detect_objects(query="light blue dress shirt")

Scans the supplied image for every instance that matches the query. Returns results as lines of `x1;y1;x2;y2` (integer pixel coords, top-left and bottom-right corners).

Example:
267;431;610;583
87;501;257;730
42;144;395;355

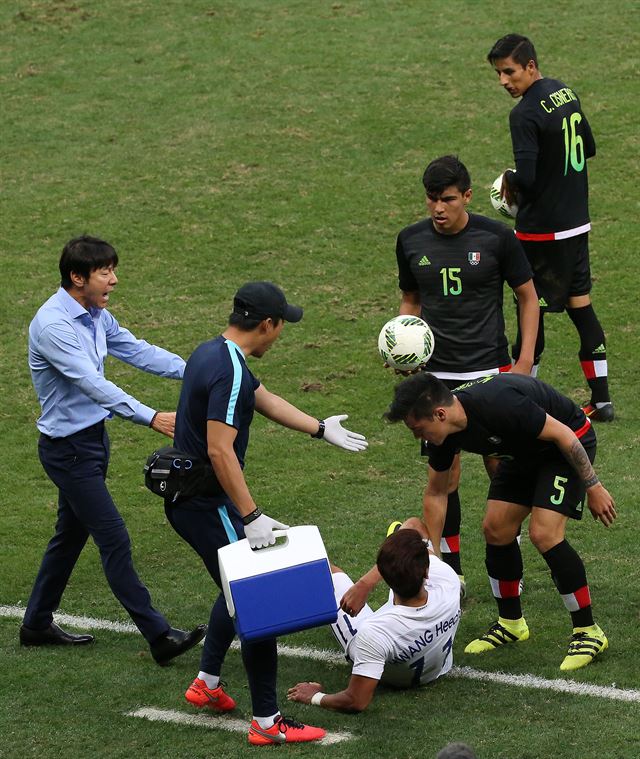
29;287;186;438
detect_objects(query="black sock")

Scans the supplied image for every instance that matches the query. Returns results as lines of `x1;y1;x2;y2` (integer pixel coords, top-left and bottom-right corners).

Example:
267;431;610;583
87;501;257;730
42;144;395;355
441;490;462;575
485;541;523;620
542;540;594;628
567;304;610;405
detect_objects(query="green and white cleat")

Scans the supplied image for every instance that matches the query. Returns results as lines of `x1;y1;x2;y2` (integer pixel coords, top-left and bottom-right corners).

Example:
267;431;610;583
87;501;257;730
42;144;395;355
465;617;529;654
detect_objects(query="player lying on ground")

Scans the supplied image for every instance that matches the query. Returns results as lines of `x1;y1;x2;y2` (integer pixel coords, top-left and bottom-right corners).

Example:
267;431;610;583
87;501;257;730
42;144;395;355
287;520;461;713
385;372;615;671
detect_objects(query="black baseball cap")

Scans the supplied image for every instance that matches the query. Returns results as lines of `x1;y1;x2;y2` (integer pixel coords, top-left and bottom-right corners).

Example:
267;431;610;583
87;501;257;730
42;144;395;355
233;281;303;323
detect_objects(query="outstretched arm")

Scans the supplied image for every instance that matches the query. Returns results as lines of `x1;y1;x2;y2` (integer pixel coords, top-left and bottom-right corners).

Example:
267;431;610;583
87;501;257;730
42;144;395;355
538;415;616;526
255;385;367;452
287;675;378;714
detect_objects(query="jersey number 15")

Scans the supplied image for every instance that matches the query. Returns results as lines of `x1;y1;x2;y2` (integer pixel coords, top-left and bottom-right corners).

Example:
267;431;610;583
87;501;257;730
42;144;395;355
440;268;462;296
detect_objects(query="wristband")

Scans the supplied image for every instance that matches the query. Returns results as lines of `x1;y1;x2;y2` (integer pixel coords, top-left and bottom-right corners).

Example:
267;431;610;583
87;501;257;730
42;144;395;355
310;419;325;439
242;508;263;525
310;692;326;706
149;412;158;428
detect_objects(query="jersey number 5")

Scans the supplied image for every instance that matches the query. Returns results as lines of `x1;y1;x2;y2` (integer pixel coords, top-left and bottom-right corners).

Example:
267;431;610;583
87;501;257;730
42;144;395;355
562;113;585;175
550;475;569;505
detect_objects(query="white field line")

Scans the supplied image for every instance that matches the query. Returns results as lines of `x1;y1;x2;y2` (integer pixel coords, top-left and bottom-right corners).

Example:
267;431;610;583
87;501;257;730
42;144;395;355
1;604;347;662
5;604;640;704
450;666;640;704
126;707;353;745
2;605;139;634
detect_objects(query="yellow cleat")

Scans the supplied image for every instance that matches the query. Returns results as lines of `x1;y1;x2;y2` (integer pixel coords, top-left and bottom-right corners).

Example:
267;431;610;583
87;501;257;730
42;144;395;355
386;521;403;537
560;624;608;671
465;617;529;654
458;575;467;601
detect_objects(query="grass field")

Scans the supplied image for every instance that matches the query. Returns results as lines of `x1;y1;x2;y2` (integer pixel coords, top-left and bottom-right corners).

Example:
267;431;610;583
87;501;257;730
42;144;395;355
1;1;639;757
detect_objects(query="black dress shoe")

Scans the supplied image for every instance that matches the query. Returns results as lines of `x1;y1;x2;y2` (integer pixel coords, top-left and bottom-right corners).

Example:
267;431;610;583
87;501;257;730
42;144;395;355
20;622;95;646
150;624;207;666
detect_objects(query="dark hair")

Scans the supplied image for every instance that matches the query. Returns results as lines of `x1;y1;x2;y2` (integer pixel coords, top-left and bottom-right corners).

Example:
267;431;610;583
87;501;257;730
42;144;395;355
487;34;538;68
228;312;283;331
385;372;455;423
436;742;478;759
422;155;471;197
59;236;118;290
376;529;430;599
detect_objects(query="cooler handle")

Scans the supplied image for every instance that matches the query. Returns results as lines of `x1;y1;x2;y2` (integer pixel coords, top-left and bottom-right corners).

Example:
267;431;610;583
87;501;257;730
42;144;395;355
250;530;290;552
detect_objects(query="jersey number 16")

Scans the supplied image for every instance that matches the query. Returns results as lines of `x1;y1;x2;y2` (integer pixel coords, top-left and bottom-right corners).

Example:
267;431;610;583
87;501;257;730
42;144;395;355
562;113;585;176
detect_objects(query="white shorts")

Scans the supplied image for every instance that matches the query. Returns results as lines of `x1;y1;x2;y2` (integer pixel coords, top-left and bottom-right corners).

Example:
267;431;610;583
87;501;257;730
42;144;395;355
330;571;376;661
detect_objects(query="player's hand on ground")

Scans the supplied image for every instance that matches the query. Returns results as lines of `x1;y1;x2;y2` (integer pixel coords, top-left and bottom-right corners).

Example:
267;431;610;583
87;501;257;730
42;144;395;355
150;411;177;437
323;415;368;452
287;681;323;705
244;513;289;549
340;581;372;616
586;483;616;527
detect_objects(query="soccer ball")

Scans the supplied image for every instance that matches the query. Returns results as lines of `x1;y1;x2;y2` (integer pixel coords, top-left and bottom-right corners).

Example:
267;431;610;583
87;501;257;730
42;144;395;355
490;172;518;219
378;315;435;371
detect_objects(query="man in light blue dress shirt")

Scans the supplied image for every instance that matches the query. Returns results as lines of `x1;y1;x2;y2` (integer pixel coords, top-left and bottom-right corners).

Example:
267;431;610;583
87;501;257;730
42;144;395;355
21;236;206;665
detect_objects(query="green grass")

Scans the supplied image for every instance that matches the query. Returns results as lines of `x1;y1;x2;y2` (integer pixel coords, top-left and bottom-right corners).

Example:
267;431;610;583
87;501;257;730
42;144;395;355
1;1;639;757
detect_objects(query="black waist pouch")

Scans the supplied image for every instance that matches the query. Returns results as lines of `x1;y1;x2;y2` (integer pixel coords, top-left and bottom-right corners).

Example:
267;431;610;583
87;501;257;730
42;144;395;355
144;446;223;503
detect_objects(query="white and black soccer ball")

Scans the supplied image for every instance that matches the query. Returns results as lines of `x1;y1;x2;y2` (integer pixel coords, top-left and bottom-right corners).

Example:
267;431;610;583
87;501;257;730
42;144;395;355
490;172;518;219
378;315;435;371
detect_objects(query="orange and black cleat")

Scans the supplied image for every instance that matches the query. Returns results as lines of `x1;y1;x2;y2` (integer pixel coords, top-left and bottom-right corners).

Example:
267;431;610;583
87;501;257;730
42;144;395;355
185;678;236;712
248;715;326;745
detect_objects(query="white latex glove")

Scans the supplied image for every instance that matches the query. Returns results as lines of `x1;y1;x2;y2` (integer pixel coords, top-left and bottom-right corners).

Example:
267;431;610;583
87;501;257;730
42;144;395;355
323;415;368;452
244;513;289;549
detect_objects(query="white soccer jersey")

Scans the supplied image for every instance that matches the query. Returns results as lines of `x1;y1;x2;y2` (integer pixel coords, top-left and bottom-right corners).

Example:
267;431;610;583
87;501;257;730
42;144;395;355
331;555;461;688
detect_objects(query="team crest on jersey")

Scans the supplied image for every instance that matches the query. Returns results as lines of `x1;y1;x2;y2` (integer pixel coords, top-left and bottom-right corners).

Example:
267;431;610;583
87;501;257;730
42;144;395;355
468;251;481;265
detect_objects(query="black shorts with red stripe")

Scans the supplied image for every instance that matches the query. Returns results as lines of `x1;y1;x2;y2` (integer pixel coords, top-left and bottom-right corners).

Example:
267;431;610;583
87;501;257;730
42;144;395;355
488;423;595;520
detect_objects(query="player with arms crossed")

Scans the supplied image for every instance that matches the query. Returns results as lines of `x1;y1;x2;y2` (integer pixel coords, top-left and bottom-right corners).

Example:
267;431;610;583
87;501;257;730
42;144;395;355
386;372;615;671
287;521;460;712
488;34;613;422
394;155;539;587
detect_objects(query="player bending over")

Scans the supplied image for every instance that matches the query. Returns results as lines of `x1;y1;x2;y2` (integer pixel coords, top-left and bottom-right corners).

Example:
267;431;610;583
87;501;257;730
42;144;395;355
386;372;615;671
287;520;461;712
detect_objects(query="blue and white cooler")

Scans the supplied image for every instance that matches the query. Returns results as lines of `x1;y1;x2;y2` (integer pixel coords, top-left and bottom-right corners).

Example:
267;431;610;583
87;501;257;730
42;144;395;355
218;525;338;643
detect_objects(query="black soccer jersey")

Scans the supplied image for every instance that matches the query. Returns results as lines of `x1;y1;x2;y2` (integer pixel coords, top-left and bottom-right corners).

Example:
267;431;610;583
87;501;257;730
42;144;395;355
396;213;532;374
509;78;596;238
174;335;261;507
426;374;594;472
